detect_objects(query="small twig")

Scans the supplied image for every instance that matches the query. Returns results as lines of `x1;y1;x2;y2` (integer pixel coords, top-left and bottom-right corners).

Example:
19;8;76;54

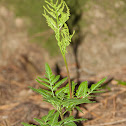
3;120;8;126
86;118;126;126
113;96;116;117
81;107;99;118
0;103;19;111
103;98;107;108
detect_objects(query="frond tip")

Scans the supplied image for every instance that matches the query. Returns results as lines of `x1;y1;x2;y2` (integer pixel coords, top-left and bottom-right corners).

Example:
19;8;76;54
43;0;74;56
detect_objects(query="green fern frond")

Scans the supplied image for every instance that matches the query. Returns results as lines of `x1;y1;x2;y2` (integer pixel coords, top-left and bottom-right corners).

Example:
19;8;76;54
43;0;74;56
59;116;86;126
42;109;55;123
25;110;57;126
76;78;106;99
38;77;50;84
75;106;84;114
36;78;51;89
60;23;75;55
34;118;44;125
52;75;60;83
84;78;106;98
48;111;59;125
91;90;105;93
62;98;93;109
91;78;106;91
71;81;77;94
55;86;67;97
53;77;67;91
31;64;67;98
76;81;88;98
29;87;51;98
45;96;61;107
45;63;53;79
57;81;77;99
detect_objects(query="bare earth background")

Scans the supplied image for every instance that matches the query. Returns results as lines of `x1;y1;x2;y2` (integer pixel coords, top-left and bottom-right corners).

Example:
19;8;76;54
0;0;126;126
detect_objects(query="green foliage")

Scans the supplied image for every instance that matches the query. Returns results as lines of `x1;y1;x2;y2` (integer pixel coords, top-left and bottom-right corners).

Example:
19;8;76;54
2;0;88;56
116;80;126;86
22;0;106;125
43;0;75;56
22;63;106;126
22;110;86;126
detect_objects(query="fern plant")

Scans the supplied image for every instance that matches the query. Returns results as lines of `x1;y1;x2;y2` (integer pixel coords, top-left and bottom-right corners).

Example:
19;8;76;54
22;0;106;125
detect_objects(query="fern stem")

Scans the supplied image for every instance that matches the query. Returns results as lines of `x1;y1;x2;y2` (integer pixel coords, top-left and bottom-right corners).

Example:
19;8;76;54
63;55;73;116
55;0;72;100
60;112;64;121
63;55;72;99
59;107;64;121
